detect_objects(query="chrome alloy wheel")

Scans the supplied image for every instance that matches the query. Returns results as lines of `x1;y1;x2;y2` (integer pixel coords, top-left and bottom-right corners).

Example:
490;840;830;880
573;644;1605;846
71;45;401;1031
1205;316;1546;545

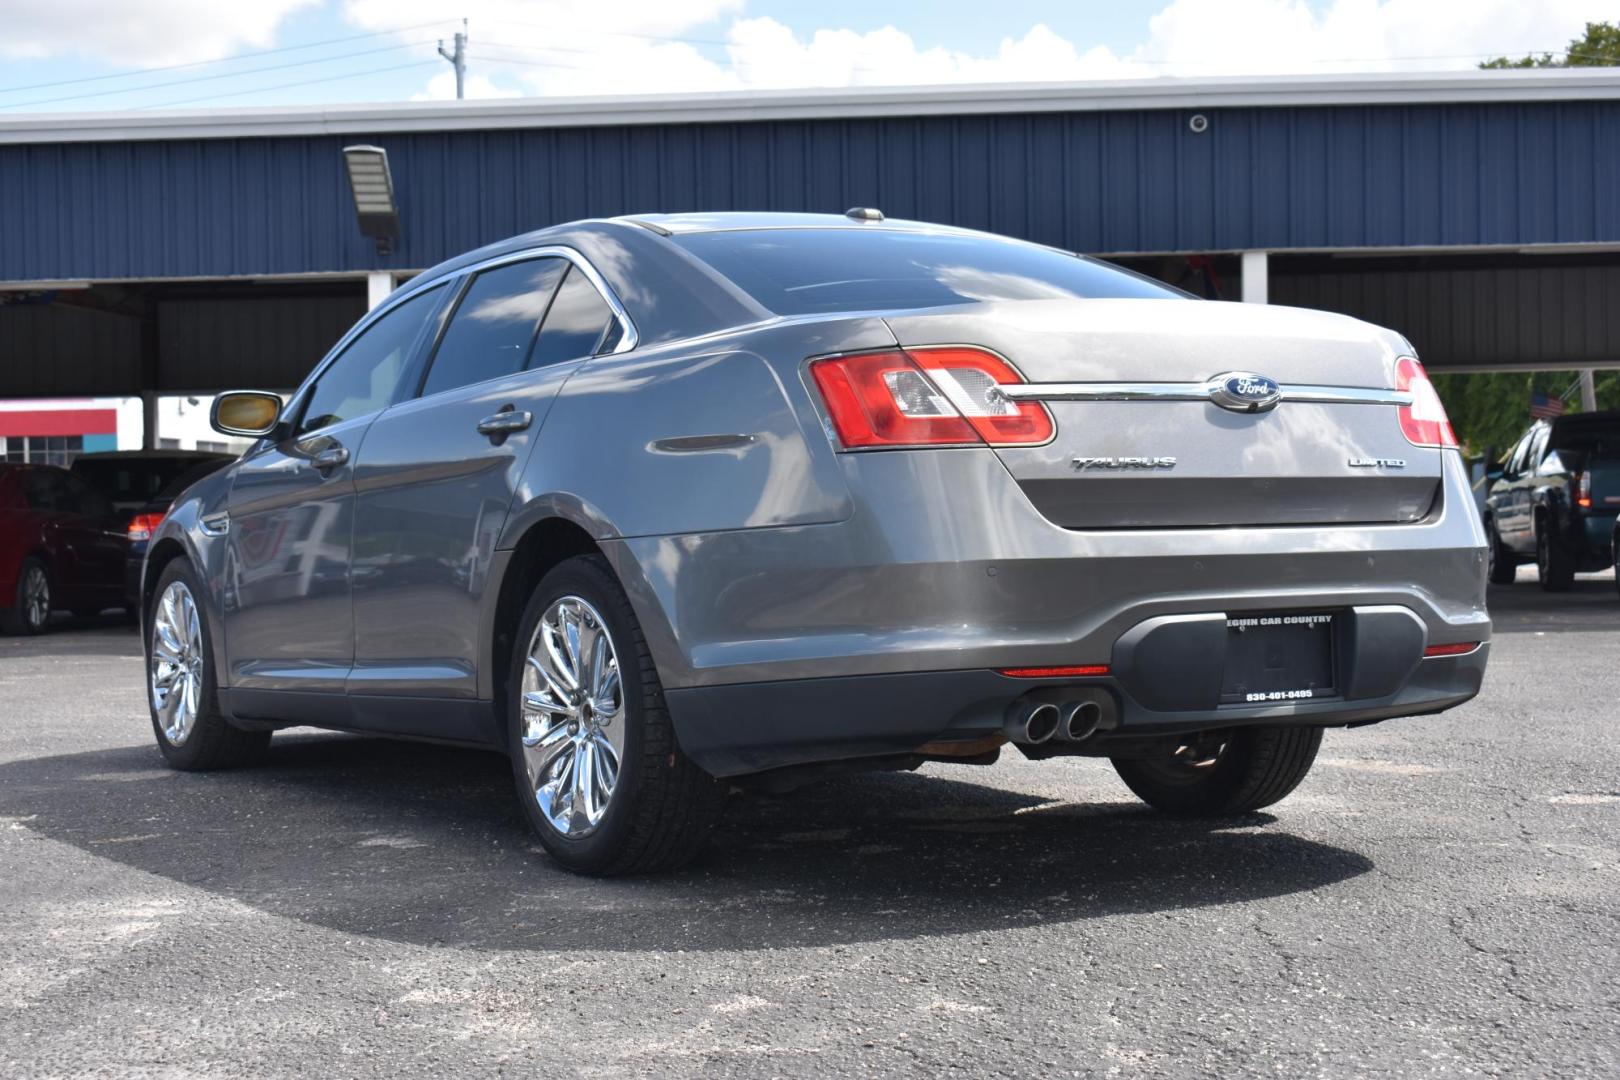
22;564;49;630
150;581;204;746
519;596;625;838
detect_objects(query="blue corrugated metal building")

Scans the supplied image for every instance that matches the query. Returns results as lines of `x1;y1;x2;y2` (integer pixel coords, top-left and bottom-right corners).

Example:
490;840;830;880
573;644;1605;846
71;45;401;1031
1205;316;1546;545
1;69;1618;407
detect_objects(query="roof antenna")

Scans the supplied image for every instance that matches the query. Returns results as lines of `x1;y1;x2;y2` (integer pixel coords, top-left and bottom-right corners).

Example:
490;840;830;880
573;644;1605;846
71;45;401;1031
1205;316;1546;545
844;207;884;222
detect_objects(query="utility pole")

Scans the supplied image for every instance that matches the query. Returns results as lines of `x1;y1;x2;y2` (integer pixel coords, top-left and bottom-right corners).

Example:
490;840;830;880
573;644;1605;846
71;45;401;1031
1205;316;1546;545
438;18;467;99
1578;369;1598;412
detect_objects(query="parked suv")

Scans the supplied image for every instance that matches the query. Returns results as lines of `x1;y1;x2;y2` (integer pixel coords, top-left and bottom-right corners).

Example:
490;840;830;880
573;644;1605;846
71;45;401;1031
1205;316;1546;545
140;213;1490;874
1484;410;1620;591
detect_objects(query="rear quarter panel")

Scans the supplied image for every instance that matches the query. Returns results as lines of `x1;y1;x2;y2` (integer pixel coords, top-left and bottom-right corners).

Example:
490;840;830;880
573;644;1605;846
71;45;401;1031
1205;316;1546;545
503;316;896;543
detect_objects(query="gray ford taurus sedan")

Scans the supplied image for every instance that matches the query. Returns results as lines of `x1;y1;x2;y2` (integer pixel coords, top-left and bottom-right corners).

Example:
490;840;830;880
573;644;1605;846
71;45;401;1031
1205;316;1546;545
141;211;1490;873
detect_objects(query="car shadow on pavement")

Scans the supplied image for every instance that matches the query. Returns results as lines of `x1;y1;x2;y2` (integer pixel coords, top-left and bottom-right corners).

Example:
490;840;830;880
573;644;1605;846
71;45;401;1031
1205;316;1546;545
0;734;1372;952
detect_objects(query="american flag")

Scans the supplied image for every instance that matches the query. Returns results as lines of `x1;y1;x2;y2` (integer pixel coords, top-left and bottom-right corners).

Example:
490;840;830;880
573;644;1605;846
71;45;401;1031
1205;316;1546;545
1530;391;1566;420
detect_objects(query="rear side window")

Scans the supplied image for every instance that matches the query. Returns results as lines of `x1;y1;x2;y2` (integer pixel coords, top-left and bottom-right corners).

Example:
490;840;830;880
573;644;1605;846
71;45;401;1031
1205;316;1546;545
528;267;618;369
672;228;1180;315
24;469;69;512
299;284;445;436
420;258;569;398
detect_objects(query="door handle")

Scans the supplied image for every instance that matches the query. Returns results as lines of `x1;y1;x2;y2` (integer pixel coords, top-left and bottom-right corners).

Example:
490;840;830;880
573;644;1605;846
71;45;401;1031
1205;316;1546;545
476;409;533;438
313;446;349;471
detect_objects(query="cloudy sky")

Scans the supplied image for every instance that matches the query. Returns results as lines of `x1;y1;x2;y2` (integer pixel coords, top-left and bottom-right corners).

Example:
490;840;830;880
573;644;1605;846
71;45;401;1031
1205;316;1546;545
0;0;1610;113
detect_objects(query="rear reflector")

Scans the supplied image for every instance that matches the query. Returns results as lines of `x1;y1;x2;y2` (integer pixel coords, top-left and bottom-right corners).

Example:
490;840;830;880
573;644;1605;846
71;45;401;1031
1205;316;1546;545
999;664;1111;678
1423;641;1481;658
809;347;1052;450
1394;357;1458;450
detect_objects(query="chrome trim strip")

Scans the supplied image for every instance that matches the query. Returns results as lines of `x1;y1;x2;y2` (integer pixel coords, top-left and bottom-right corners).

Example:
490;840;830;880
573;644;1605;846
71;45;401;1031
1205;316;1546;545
996;381;1412;407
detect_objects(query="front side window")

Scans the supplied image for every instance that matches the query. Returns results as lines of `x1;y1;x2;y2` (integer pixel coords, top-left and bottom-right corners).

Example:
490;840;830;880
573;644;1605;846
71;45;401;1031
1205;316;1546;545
420;258;568;398
298;285;445;436
528;266;617;369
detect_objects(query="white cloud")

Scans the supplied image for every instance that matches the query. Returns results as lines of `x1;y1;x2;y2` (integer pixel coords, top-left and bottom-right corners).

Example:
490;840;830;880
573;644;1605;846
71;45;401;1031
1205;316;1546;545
1133;0;1613;75
360;0;1612;102
412;70;523;101
0;0;320;66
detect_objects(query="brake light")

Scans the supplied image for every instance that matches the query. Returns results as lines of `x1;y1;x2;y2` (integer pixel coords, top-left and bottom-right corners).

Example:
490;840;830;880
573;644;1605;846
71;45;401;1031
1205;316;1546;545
1394;357;1457;449
127;512;165;542
809;347;1053;450
1575;471;1592;508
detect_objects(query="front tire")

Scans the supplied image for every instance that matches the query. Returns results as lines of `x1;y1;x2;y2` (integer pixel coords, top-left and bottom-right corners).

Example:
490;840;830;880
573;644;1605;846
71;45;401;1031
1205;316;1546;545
508;555;725;875
2;557;52;635
147;560;271;770
1486;520;1516;585
1112;725;1323;816
1536;517;1575;592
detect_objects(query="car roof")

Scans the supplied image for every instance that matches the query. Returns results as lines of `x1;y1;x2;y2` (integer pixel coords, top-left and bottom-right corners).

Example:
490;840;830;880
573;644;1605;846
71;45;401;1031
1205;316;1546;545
621;211;977;237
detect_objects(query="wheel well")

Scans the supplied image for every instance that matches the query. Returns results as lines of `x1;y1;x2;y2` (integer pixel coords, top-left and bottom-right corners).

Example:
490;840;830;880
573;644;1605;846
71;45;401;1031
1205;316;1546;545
490;518;603;708
142;538;188;618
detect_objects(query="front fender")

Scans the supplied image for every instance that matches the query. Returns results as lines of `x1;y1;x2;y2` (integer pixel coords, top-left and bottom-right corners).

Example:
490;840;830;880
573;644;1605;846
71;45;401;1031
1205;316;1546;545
142;469;236;686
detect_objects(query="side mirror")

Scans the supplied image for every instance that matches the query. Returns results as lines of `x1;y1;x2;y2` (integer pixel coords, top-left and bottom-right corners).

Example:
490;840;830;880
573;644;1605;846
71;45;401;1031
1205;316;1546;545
212;391;282;438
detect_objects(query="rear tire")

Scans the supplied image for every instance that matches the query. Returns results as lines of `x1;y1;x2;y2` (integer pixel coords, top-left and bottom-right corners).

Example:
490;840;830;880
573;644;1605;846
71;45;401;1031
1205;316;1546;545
1112;725;1323;816
1486;520;1516;585
147;560;271;771
2;557;52;635
507;555;725;875
1536;517;1575;592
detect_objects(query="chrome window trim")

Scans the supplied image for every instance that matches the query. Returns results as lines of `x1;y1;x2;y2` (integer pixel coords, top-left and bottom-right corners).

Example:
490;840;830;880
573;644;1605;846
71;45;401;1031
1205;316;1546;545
288;244;639;421
995;381;1412;407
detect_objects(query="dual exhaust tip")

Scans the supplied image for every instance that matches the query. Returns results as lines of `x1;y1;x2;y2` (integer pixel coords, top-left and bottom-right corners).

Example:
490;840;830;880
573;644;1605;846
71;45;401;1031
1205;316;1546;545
1004;694;1111;746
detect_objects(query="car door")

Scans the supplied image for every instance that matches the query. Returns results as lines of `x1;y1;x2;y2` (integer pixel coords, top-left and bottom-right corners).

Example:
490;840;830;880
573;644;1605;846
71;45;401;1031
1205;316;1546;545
1495;431;1536;552
25;468;124;609
348;255;626;716
55;471;127;608
222;283;450;693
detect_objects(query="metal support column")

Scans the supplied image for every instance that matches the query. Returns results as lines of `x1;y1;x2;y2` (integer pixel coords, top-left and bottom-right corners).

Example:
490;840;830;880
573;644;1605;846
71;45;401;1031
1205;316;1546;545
1241;251;1269;304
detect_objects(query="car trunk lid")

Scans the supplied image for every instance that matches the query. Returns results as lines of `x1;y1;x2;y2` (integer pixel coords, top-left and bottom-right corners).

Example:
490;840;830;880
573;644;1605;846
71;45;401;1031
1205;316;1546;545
884;299;1442;529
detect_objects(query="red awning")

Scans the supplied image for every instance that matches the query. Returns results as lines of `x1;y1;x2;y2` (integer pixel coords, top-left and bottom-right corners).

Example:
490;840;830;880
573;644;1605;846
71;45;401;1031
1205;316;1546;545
0;409;118;437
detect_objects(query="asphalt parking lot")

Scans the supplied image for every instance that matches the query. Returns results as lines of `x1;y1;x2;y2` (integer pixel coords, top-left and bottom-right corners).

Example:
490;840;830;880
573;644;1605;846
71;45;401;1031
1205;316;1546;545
2;571;1617;1077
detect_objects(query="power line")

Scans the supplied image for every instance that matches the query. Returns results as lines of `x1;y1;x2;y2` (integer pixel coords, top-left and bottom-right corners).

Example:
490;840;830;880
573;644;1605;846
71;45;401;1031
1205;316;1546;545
0;20;454;98
0;41;440;111
145;58;443;110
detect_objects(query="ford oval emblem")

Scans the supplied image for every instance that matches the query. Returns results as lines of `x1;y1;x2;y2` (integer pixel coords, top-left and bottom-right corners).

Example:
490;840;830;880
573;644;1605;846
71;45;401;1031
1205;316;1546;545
1209;372;1282;413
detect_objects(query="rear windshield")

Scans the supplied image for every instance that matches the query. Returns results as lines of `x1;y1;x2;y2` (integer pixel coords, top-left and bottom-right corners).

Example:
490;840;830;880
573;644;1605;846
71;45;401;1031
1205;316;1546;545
1550;418;1620;463
672;228;1180;315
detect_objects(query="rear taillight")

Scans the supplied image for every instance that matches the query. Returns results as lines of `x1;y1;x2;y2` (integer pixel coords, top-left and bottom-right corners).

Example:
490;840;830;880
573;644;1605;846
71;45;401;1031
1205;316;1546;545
1575;471;1592;508
1394;357;1458;450
809;347;1053;450
127;512;165;542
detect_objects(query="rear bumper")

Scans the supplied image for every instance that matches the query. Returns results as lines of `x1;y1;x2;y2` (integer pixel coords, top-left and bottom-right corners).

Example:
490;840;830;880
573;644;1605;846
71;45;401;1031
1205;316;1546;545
601;445;1490;777
668;645;1488;777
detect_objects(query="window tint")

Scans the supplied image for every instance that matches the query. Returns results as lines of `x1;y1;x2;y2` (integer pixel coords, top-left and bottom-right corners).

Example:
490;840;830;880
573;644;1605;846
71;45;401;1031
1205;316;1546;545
24;469;69;512
420;258;568;398
61;472;114;518
672;228;1181;315
529;267;616;368
298;285;444;436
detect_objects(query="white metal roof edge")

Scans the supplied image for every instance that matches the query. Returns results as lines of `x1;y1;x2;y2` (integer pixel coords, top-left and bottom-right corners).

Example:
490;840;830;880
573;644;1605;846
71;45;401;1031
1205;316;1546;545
2;69;1619;145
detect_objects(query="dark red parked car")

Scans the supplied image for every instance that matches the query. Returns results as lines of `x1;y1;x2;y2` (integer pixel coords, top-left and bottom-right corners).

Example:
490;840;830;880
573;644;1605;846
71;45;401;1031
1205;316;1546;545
0;463;130;634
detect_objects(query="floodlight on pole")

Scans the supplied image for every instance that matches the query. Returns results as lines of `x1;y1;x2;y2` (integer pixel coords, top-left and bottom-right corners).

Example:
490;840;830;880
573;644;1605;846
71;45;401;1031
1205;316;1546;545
342;144;401;256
